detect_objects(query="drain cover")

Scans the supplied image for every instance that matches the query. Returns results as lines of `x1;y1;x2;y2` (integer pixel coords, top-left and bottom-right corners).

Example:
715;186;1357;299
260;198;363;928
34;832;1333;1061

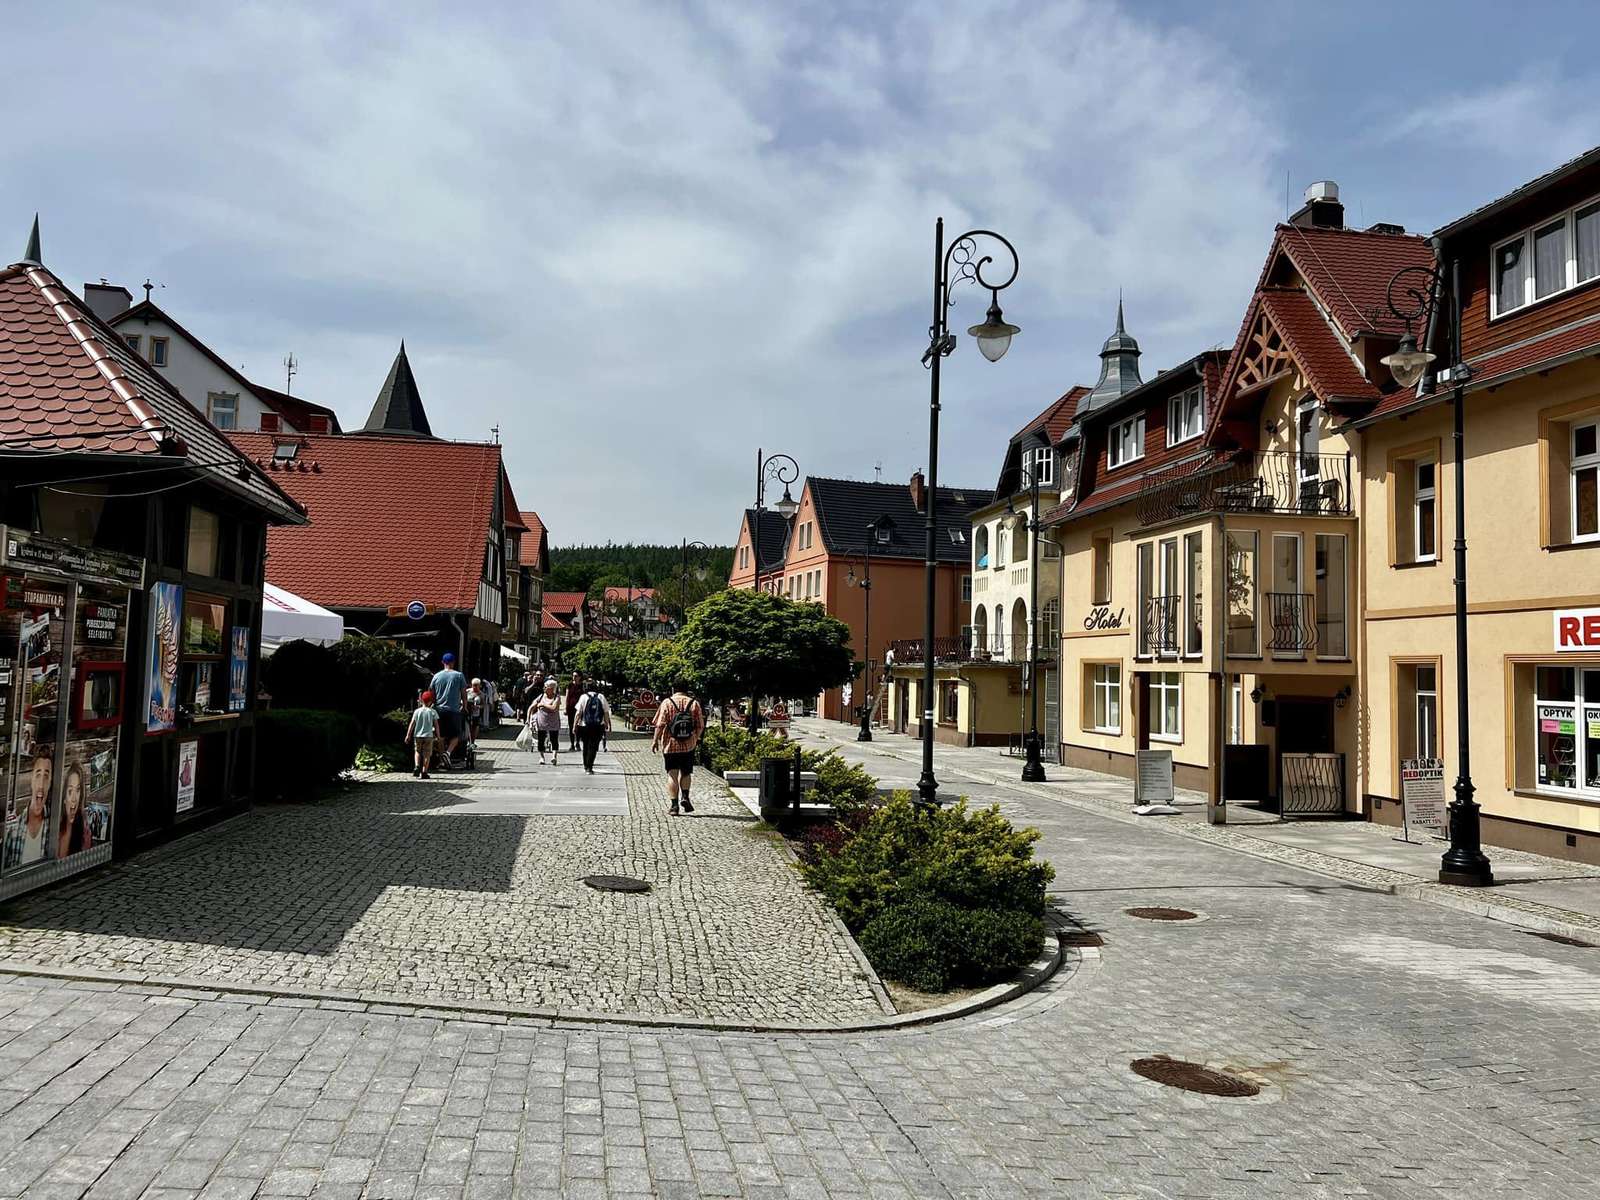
583;874;651;894
1131;1056;1259;1098
1527;930;1595;948
1126;906;1198;921
1060;929;1104;947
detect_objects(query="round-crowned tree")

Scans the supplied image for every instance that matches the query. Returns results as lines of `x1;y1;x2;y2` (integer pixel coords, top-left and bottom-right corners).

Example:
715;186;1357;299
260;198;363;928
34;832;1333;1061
677;589;854;708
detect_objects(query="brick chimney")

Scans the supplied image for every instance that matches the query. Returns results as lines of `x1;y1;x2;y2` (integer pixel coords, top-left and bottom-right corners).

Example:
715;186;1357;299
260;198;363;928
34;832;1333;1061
908;470;926;513
82;281;131;323
1288;180;1344;230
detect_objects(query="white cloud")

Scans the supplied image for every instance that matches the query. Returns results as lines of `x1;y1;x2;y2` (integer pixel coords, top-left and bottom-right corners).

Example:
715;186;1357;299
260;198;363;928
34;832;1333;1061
2;0;1285;546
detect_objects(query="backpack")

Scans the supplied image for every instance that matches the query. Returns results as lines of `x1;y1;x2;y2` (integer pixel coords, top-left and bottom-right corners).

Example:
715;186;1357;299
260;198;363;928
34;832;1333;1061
667;698;698;741
582;692;605;726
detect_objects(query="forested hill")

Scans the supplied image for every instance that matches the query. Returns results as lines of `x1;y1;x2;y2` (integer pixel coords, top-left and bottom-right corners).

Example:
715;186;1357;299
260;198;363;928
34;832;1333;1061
548;543;734;596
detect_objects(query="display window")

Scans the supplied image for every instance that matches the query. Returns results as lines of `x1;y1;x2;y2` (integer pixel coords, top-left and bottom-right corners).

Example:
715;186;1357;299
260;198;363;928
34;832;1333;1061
181;593;230;717
1534;666;1600;796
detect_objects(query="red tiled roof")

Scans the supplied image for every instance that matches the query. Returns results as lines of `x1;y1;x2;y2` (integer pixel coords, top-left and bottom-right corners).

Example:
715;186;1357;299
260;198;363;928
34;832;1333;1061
1274;223;1436;339
543;591;587;614
228;431;502;611
0;263;301;519
501;477;527;532
1014;385;1089;444
541;608;570;632
1257;288;1381;403
518;511;547;567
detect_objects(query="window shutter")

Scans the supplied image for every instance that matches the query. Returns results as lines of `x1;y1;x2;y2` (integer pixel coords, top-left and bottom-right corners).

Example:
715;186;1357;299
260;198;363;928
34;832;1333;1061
259;412;281;432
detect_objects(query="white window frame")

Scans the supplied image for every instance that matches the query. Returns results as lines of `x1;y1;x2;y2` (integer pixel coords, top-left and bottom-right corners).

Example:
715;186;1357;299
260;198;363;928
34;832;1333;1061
150;336;169;367
1490;194;1600;319
1183;531;1203;658
1229;678;1244;743
207;392;239;430
1167;386;1204;446
975;525;990;570
1149;671;1182;743
1572;418;1600;544
1089;663;1122;734
1108;414;1145;469
1030;445;1054;486
1533;667;1600;799
1414;458;1437;563
1415;664;1438;761
1315;533;1349;660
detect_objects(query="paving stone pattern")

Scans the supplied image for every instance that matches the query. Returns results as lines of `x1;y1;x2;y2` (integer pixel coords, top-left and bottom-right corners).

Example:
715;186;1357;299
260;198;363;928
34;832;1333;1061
3;729;1600;1195
0;732;883;1025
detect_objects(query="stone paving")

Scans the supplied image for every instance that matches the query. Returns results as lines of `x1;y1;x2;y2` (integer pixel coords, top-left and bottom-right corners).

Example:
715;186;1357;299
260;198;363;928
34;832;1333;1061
0;731;885;1025
2;726;1600;1195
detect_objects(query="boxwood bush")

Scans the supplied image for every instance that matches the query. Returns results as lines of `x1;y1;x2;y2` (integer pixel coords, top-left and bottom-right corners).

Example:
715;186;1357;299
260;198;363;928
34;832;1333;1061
857;898;1045;992
256;708;363;799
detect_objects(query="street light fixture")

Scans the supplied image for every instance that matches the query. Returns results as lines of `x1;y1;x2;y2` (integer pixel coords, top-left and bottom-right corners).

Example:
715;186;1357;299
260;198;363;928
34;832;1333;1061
916;220;1021;808
844;517;883;743
1003;463;1048;783
679;539;711;623
1383;259;1491;887
752;449;801;730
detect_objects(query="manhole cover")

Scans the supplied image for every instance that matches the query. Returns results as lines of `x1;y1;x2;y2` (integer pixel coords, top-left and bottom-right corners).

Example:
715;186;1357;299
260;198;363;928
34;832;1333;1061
1126;906;1198;921
1060;930;1104;947
583;874;651;894
1527;931;1595;948
1131;1056;1260;1098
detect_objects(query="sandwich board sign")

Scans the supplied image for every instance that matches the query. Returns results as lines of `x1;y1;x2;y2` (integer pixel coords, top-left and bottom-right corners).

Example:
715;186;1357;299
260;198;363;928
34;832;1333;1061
1134;749;1178;814
1399;757;1447;842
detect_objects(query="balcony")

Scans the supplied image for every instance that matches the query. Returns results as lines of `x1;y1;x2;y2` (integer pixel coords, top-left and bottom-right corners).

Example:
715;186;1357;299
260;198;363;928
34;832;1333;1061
1265;591;1317;653
1140;595;1180;657
888;633;1049;666
1137;451;1353;526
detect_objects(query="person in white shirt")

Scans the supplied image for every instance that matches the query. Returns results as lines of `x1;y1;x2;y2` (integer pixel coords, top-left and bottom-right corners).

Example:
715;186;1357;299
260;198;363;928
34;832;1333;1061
573;685;612;774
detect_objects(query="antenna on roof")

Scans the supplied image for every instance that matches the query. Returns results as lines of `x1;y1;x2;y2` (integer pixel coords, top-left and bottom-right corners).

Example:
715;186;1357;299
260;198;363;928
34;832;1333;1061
874;460;883;483
490;424;501;444
283;352;298;395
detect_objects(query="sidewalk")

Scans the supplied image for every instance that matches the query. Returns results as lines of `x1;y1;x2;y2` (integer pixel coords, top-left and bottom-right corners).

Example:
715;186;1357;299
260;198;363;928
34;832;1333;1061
791;716;1600;943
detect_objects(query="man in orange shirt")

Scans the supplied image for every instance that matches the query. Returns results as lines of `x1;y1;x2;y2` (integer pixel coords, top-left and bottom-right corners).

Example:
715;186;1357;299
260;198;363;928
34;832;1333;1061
651;680;705;816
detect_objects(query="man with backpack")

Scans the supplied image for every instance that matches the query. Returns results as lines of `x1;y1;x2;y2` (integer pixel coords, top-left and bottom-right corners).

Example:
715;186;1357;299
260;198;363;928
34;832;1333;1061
651;680;705;815
573;682;612;774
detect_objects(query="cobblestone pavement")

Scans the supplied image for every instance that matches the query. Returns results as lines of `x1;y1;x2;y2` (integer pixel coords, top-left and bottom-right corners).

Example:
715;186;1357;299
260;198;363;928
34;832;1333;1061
4;732;1600;1196
0;731;884;1025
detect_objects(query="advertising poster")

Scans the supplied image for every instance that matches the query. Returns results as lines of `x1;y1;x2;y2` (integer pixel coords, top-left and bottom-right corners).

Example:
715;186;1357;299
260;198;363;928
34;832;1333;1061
56;736;115;857
1400;757;1447;841
146;581;182;734
228;625;249;713
175;740;198;813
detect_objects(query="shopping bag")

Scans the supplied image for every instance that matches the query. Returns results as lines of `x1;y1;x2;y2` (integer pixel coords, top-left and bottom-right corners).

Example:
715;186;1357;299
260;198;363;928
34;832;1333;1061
516;724;534;752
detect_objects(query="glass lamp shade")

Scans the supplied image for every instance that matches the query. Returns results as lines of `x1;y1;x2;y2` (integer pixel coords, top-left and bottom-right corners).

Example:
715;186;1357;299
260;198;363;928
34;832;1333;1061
775;487;799;519
968;301;1020;363
1381;334;1436;389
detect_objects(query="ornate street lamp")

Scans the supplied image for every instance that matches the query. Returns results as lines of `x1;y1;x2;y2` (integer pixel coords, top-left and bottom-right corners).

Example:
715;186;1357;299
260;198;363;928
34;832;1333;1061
1383;260;1491;887
1004;462;1047;783
679;539;710;623
845;517;885;743
916;222;1021;808
751;449;801;729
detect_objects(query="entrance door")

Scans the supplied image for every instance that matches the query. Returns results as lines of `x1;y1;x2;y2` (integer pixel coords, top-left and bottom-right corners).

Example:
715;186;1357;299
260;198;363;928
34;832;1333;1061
1134;672;1152;751
1275;697;1340;815
897;682;908;733
1043;667;1059;763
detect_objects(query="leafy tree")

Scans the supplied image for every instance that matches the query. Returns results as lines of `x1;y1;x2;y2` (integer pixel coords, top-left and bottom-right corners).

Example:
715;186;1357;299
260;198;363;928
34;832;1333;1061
549;543;734;597
677;589;853;708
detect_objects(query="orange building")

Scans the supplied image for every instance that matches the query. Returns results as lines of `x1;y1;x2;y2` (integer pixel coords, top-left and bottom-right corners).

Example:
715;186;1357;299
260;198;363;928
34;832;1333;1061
729;472;988;721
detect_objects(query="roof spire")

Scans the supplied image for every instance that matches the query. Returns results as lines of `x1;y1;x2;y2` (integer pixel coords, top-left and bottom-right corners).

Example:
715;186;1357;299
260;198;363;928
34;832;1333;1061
1081;296;1143;414
1116;289;1125;335
361;341;435;438
21;214;41;266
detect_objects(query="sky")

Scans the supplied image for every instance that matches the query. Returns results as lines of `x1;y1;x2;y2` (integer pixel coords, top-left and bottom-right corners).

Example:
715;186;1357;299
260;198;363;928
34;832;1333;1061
5;1;1599;548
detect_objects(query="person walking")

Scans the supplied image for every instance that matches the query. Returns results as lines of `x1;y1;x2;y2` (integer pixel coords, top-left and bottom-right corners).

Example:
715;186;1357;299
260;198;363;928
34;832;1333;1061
529;678;564;764
573;682;612;774
516;670;537;720
564;672;585;751
651;680;705;815
430;652;467;762
404;690;439;778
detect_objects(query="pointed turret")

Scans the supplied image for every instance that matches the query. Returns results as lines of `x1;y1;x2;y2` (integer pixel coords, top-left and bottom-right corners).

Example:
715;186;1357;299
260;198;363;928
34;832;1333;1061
361;342;435;437
1081;296;1142;412
20;214;41;266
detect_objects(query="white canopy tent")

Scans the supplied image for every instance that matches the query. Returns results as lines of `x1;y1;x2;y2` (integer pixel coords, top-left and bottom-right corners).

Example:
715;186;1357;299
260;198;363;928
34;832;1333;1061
261;583;344;653
500;645;529;664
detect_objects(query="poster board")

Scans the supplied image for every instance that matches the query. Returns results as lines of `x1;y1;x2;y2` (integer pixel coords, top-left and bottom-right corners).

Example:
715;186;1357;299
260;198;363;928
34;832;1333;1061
175;740;198;813
1134;749;1175;805
228;626;249;712
1400;757;1447;841
145;581;182;734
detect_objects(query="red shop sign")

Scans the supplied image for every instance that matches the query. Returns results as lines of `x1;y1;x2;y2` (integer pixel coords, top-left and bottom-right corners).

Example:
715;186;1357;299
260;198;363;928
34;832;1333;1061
1554;608;1600;651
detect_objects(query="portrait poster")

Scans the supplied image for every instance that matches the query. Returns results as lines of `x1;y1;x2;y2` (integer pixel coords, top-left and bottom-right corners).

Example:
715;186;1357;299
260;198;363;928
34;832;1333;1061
145;582;182;734
175;739;198;813
228;626;249;713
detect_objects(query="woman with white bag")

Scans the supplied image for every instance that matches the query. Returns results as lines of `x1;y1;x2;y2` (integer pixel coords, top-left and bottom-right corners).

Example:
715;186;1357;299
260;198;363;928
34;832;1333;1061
527;678;565;765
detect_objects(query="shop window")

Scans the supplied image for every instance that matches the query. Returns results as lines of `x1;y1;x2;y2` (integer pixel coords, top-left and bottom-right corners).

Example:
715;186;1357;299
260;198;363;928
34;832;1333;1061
1225;531;1259;657
38;484;107;547
1092;533;1112;605
181;593;228;716
1389;446;1441;565
1150;672;1181;742
186;507;220;577
1525;666;1600;797
1183;532;1203;657
1315;534;1348;659
940;681;959;724
1086;663;1121;733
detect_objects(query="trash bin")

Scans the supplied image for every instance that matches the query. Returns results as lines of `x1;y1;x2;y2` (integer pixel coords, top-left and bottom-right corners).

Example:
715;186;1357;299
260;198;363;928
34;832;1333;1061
759;756;794;819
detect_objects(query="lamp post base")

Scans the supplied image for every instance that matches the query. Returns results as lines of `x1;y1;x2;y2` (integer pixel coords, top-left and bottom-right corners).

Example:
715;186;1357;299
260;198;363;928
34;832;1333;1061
1438;786;1494;887
1020;732;1047;783
857;714;873;742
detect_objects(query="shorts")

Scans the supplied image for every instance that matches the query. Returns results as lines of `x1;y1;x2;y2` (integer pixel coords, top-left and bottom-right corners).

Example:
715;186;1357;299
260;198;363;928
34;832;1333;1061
438;710;463;740
663;751;695;774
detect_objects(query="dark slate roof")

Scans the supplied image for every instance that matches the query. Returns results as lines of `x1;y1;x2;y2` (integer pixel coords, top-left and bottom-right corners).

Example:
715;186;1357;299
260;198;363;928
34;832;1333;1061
362;342;433;436
744;508;791;572
807;477;991;563
1079;298;1143;414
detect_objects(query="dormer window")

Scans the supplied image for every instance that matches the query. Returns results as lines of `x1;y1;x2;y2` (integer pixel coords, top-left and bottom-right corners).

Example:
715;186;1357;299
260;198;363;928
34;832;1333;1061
946;528;964;544
1029;445;1054;486
1108;414;1145;468
1167;386;1204;445
876;523;892;545
1491;196;1600;318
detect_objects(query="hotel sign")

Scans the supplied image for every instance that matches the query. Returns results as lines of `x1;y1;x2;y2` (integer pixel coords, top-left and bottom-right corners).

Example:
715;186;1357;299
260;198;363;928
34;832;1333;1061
1554;607;1600;651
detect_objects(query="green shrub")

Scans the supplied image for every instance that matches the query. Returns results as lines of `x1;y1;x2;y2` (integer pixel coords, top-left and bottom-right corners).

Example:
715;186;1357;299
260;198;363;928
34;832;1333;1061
800;793;1053;931
328;638;428;730
356;743;409;772
697;725;811;775
256;708;363;799
858;898;1045;992
808;752;877;813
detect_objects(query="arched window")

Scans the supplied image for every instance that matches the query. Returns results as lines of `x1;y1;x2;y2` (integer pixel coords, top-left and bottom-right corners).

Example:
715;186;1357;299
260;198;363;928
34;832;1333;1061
1014;523;1029;563
996;526;1008;568
975;524;990;569
993;604;1005;651
973;606;988;654
1011;598;1028;657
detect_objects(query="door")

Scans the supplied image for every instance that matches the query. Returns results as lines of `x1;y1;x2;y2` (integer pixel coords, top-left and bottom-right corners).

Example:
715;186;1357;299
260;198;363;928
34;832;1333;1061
1134;672;1152;751
1043;667;1060;763
1275;697;1340;815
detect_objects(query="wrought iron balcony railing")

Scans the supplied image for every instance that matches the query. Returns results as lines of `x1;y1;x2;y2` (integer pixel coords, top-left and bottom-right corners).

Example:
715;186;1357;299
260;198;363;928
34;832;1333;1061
1140;595;1180;657
1137;451;1353;526
1265;591;1317;654
888;633;1050;666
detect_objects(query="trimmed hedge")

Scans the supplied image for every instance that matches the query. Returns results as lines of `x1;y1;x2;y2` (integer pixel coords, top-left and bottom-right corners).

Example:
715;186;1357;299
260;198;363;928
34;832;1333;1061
256;708;363;799
857;898;1044;993
697;726;878;812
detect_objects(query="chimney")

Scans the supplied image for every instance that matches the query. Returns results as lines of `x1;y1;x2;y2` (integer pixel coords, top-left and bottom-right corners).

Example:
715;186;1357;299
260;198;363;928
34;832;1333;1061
1288;180;1344;230
82;281;132;323
908;470;926;513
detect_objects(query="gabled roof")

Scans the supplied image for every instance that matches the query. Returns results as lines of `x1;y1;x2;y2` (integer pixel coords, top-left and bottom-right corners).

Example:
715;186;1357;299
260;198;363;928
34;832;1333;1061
501;477;527;532
1256;288;1380;403
519;511;549;571
543;591;588;615
362;343;432;436
541;607;570;632
1;261;302;522
806;477;990;563
227;431;501;610
743;508;792;574
1012;384;1088;445
110;299;340;433
1271;223;1436;340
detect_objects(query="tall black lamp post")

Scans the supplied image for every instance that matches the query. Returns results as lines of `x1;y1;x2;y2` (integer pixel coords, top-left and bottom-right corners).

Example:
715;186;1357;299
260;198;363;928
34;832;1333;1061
679;539;710;624
1003;463;1048;782
916;221;1021;808
751;450;801;730
1381;261;1492;887
845;518;884;742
